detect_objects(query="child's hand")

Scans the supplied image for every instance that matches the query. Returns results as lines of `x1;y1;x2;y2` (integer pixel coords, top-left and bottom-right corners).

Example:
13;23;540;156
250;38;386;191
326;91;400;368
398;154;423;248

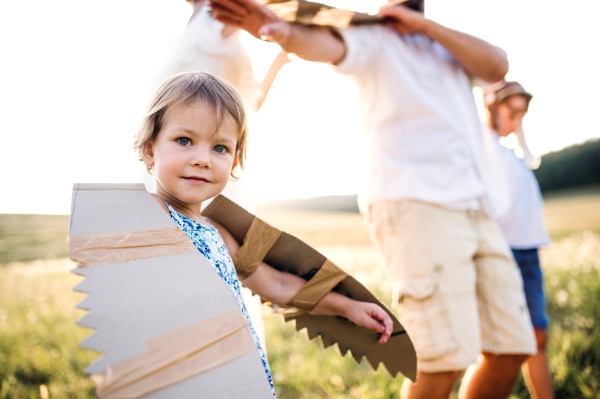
345;302;393;344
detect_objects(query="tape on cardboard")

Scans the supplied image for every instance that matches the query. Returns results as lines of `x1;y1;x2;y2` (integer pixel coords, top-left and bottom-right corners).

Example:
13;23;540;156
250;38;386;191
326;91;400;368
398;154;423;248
232;217;282;280
69;226;197;268
91;310;256;399
285;259;348;311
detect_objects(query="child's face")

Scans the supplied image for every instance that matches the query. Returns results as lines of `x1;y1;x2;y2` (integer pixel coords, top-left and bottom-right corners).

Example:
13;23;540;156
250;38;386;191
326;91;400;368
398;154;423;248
145;100;239;207
496;95;529;137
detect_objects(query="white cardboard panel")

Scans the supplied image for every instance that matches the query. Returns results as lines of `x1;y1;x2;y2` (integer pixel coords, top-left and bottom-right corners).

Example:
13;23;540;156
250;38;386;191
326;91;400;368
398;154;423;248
79;254;241;373
70;183;173;236
70;183;273;398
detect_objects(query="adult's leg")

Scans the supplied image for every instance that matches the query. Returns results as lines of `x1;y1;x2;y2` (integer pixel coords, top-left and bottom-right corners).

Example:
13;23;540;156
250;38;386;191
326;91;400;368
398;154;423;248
402;370;462;399
459;353;528;399
522;328;553;399
367;201;481;399
469;213;537;398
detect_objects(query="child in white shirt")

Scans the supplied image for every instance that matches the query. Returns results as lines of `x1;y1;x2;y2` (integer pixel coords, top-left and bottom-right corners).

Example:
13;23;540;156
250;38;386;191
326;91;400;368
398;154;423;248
484;81;553;399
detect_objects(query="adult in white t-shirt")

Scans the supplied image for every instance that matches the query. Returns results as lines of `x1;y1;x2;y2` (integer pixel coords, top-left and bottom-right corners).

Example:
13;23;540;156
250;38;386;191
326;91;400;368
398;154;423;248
147;0;290;350
210;1;536;398
484;81;553;399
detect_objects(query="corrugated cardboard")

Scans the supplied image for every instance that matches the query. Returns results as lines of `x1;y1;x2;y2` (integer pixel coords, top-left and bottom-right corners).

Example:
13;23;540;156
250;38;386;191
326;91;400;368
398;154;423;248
69;183;273;398
257;0;411;28
203;195;418;381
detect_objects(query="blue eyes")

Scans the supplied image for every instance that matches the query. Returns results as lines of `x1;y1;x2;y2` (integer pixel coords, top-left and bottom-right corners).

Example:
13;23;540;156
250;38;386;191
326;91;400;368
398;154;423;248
214;144;227;154
176;138;228;154
177;137;191;146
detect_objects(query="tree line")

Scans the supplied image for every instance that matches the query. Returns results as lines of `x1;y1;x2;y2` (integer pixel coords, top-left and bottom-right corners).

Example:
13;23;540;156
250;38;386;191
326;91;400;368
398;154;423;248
534;138;600;193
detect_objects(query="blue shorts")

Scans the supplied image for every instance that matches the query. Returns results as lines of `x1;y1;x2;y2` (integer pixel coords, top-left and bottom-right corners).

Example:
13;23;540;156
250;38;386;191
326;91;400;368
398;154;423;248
512;248;549;330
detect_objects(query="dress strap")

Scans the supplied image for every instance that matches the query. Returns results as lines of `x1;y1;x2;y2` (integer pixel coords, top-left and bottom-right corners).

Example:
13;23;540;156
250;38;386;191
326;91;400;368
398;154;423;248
165;201;213;230
164;202;183;225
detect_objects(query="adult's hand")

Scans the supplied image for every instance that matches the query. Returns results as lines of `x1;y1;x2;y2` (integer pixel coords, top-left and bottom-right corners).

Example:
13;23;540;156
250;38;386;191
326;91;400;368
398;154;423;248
377;4;428;35
211;0;344;63
210;0;291;43
378;4;508;82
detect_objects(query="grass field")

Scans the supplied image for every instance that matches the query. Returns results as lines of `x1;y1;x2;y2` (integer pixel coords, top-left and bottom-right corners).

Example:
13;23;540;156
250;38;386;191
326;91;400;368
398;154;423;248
1;191;599;398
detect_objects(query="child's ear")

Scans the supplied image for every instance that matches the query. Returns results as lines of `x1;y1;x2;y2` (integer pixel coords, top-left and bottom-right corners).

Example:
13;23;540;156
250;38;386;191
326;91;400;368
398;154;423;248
232;156;239;170
143;142;155;166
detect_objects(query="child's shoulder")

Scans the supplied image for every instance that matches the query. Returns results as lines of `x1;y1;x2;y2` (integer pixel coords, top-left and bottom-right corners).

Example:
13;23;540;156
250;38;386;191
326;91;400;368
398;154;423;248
204;217;239;249
204;217;223;233
150;193;171;215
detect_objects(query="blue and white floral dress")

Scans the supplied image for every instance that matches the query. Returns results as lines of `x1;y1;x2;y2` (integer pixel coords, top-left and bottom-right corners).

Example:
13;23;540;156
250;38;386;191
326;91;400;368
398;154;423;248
166;202;275;398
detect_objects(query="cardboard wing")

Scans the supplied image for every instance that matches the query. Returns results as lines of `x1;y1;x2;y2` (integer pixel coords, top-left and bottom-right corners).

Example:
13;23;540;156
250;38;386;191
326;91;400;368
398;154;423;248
69;183;273;399
257;0;412;28
202;195;417;381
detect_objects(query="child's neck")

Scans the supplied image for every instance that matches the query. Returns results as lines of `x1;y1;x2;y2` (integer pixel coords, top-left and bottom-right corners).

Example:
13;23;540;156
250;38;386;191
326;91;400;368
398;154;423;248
151;192;209;227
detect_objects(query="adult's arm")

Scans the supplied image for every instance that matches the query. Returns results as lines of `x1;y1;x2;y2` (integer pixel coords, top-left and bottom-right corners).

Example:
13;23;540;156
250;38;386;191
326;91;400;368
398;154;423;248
209;0;346;63
378;6;508;82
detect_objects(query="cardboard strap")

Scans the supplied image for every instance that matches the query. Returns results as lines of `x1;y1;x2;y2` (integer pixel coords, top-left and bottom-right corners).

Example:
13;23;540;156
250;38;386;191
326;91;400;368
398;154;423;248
69;226;197;268
286;259;348;311
92;310;256;399
232;218;282;280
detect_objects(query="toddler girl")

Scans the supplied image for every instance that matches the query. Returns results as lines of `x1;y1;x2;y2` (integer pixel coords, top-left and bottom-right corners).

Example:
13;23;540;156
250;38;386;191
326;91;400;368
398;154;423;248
133;72;393;398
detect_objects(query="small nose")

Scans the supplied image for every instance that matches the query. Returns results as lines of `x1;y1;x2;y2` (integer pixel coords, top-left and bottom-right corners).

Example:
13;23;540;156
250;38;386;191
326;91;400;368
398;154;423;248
191;146;211;169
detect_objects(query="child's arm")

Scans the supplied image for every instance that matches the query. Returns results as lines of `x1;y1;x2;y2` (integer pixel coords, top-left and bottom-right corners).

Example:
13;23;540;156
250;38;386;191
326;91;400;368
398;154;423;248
210;218;393;343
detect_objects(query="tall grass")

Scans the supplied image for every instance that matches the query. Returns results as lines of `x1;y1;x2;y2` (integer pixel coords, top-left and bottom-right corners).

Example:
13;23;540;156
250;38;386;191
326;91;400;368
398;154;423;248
1;196;600;397
1;233;598;397
0;260;95;398
0;215;69;265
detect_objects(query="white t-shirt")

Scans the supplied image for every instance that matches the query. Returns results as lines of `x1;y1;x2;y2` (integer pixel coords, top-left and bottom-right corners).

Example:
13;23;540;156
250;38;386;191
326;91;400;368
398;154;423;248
490;129;551;249
152;6;262;115
334;25;509;217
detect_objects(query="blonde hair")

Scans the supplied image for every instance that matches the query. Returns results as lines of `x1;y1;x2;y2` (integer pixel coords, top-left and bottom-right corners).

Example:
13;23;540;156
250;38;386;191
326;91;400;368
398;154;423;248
133;72;248;178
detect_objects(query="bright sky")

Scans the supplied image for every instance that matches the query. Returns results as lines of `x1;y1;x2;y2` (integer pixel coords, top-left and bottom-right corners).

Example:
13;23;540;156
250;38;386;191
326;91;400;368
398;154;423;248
1;0;598;214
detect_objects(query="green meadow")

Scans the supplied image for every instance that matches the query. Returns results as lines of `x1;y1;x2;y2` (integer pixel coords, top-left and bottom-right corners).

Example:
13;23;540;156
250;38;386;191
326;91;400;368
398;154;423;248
1;190;599;398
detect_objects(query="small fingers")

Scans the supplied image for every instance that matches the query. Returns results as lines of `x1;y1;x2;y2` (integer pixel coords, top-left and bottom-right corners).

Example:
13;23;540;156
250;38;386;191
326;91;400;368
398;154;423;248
362;315;386;335
379;323;392;344
371;307;393;344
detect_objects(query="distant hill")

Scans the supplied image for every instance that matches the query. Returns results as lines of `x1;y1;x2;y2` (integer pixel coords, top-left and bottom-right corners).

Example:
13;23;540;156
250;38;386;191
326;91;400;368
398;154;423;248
256;195;359;213
534;138;600;193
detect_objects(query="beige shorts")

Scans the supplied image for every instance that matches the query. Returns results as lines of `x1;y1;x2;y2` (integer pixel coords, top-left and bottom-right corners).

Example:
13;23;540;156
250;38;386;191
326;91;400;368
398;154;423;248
367;200;536;373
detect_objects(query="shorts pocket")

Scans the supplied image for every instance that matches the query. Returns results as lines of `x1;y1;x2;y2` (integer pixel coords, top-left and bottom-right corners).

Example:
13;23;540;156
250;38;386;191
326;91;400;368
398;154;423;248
397;275;459;361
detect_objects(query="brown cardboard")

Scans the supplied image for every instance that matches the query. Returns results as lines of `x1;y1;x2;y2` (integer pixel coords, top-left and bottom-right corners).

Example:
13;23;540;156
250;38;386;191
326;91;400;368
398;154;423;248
232;218;282;280
285;259;347;311
203;194;418;381
69;183;273;398
257;0;411;28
